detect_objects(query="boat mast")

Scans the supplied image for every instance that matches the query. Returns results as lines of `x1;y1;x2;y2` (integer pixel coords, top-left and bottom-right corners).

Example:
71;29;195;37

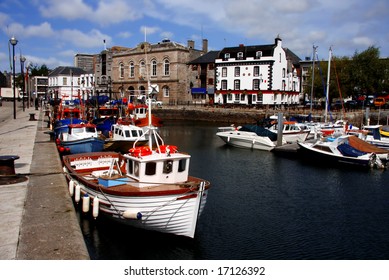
325;47;332;123
310;45;317;114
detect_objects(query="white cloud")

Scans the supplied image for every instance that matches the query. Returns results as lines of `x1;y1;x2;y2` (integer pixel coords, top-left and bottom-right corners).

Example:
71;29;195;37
60;29;112;48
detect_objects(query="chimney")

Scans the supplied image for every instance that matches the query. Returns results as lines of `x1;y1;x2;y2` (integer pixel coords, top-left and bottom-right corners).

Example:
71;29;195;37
187;40;195;49
202;39;208;53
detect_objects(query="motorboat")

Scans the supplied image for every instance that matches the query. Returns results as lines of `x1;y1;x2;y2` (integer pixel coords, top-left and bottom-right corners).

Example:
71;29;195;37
298;135;388;169
216;124;285;151
266;121;310;143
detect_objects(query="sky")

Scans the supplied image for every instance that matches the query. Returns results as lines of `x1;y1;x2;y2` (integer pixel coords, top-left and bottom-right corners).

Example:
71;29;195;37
0;0;388;73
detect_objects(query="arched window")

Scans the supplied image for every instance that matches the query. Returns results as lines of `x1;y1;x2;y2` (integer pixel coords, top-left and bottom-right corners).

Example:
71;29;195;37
140;60;146;79
129;62;135;78
151;59;157;77
163;86;170;97
119;62;124;78
163;59;170;76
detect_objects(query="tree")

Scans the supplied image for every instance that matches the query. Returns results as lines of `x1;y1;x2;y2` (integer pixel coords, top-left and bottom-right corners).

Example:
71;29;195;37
30;64;50;76
346;46;384;96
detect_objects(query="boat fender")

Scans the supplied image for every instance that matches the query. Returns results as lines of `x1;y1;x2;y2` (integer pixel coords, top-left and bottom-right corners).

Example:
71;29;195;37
122;210;142;220
157;145;178;154
82;194;90;213
129;146;152;157
75;183;81;203
69;180;75;196
92;196;99;219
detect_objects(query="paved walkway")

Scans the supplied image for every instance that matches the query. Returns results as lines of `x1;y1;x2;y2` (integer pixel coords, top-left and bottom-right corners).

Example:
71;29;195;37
0;101;89;259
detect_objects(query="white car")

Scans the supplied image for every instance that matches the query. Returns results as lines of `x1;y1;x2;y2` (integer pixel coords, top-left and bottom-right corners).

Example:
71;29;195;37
146;99;163;107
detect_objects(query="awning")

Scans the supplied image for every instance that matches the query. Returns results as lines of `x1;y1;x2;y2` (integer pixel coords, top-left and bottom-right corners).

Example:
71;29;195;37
191;88;207;94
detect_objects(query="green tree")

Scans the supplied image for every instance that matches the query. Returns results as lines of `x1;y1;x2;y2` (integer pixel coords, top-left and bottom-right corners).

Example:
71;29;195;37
346;46;383;96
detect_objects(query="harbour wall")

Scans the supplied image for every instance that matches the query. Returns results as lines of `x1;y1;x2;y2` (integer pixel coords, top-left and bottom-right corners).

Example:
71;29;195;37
154;106;389;126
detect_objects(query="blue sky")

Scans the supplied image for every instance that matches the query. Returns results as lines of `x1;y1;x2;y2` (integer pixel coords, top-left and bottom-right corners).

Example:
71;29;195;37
1;0;388;73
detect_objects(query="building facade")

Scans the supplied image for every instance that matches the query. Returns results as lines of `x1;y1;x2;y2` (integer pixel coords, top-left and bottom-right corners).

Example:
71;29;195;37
48;66;85;100
110;39;207;104
214;37;301;106
74;54;95;72
187;50;220;104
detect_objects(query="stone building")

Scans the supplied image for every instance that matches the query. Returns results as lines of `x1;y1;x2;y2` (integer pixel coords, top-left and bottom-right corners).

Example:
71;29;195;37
111;39;208;104
187;50;220;104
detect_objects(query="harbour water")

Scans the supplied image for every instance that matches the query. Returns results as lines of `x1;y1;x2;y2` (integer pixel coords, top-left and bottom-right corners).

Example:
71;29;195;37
77;120;389;260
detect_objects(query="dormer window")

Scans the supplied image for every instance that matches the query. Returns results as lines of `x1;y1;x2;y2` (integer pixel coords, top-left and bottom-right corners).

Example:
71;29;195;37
237;52;244;60
256;51;262;59
224;53;230;60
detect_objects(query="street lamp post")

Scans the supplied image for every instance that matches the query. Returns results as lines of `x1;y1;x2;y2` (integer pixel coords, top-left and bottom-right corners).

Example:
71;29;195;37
9;36;18;119
20;56;26;111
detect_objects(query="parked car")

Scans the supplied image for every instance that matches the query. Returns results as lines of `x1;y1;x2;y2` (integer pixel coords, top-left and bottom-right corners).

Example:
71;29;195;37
345;100;358;109
146;98;163;107
374;97;386;107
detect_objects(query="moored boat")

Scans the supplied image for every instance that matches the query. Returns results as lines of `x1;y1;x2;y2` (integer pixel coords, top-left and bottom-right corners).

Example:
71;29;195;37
56;123;105;154
62;101;210;238
297;135;388;169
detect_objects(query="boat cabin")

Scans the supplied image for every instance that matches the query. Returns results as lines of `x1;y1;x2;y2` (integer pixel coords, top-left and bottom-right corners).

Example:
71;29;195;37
123;147;191;187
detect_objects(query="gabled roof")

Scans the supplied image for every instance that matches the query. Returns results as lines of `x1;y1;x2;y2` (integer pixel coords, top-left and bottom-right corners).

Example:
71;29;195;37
188;51;220;64
49;66;86;77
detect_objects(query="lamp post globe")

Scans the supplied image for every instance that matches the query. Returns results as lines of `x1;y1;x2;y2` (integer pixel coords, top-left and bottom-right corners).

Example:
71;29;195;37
9;36;18;119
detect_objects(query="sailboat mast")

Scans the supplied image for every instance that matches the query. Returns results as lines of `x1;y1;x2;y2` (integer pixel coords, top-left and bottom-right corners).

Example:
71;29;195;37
325;47;332;123
310;45;317;114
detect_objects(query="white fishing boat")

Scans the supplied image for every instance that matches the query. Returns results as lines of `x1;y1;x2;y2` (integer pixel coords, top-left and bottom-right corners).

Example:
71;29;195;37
104;119;149;153
62;99;210;238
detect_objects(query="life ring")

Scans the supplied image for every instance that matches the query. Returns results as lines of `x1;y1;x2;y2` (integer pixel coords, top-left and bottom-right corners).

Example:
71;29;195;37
129;146;152;157
157;145;178;154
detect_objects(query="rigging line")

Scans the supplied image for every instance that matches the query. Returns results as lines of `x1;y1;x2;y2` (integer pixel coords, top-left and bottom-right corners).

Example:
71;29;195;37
316;52;334;122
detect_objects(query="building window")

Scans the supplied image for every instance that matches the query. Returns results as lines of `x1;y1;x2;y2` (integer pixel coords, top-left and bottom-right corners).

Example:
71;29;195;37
282;80;286;90
237;52;244;60
140;60;146;79
208;64;214;70
282;68;286;78
222;67;227;77
227;94;233;101
234;80;240;90
163;59;170;76
129;62;135;78
163;86;170;97
221;80;227;90
208;78;214;85
119;63;124;78
224;53;230;60
151;60;157;77
256;51;262;59
253;66;259;77
63;77;67;85
234;67;240;77
253;79;260;90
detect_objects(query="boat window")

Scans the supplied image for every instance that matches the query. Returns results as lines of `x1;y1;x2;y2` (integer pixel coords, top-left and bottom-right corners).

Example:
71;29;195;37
72;128;83;134
127;160;133;175
131;130;138;137
145;162;156;175
86;127;96;133
134;162;139;177
178;159;187;172
163;160;173;174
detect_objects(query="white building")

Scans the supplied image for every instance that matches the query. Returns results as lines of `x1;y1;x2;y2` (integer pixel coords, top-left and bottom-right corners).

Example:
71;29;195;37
48;66;86;100
214;37;301;106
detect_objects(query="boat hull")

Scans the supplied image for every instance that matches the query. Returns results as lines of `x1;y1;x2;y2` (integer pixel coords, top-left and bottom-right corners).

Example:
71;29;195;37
59;137;105;154
297;142;372;169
